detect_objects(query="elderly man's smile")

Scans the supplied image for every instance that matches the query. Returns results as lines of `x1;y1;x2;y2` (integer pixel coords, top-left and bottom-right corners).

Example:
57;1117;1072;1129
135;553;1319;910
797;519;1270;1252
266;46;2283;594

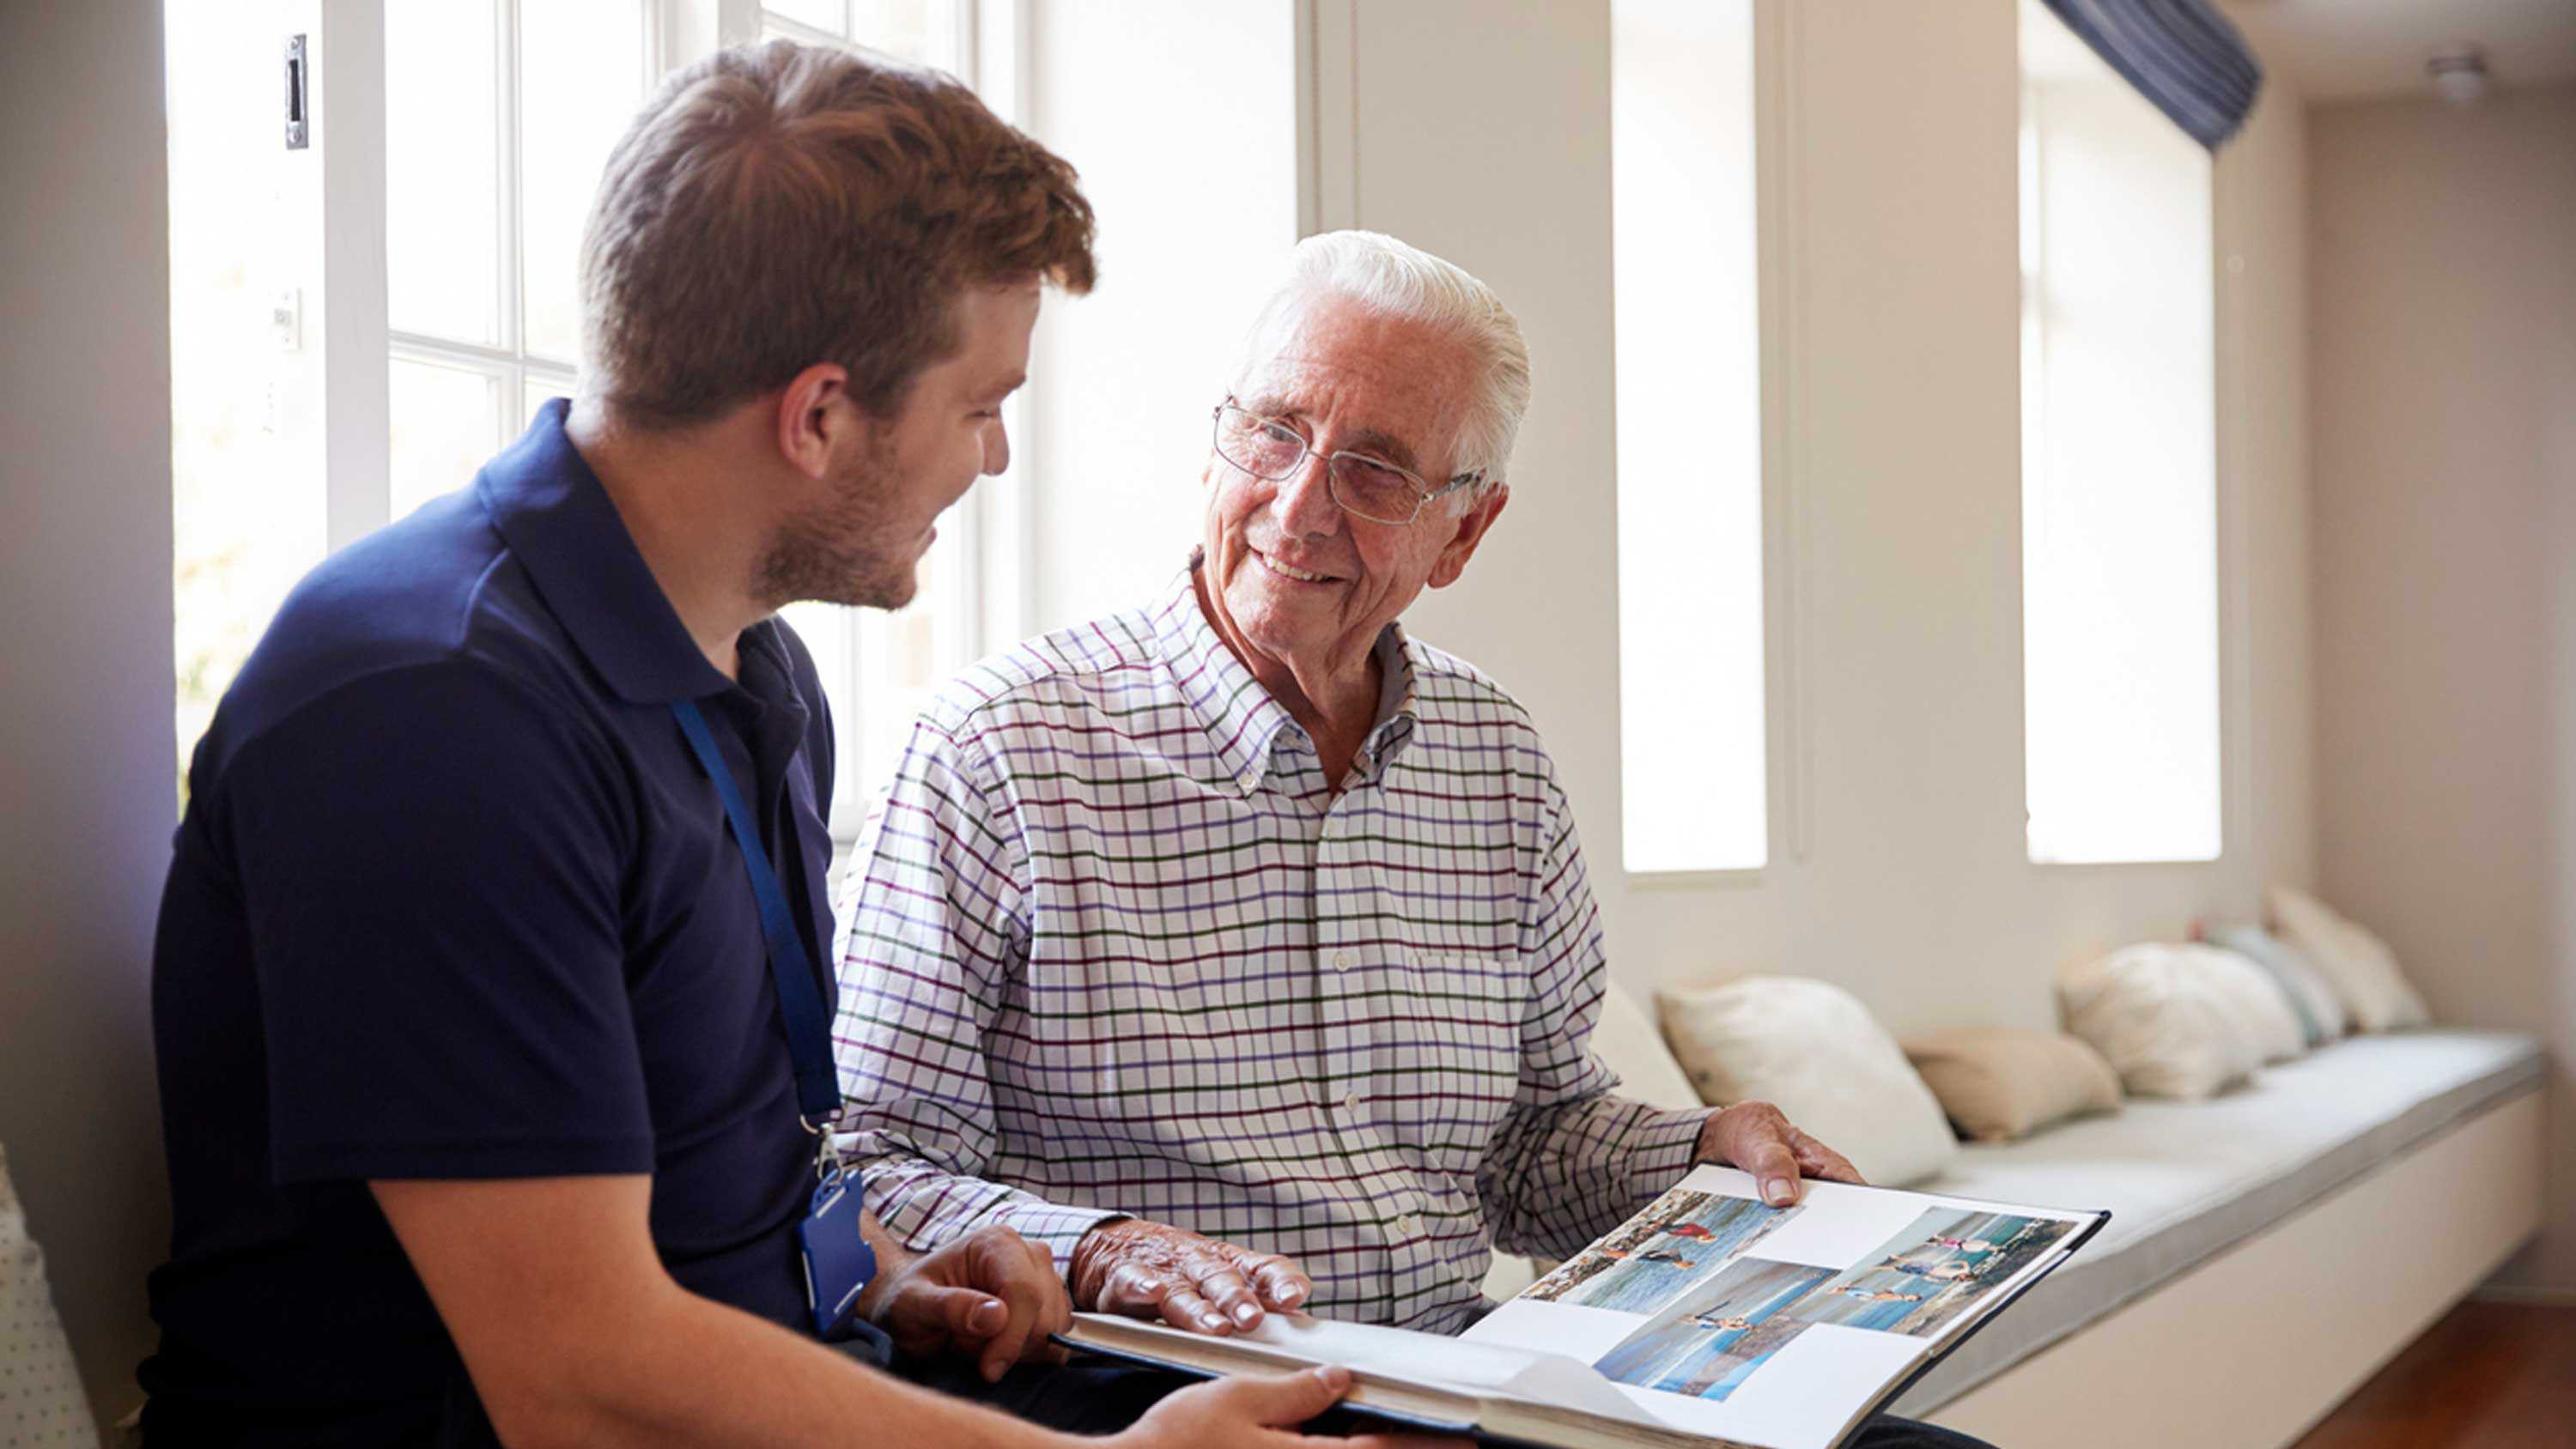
1250;547;1342;585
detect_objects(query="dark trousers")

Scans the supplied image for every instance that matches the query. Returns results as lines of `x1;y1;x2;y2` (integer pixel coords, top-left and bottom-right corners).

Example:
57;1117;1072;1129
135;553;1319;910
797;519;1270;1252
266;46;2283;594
891;1353;2000;1447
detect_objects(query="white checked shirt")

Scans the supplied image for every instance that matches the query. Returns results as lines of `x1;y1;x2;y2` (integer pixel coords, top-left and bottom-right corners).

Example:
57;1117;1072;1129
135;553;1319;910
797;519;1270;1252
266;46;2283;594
829;558;1707;1331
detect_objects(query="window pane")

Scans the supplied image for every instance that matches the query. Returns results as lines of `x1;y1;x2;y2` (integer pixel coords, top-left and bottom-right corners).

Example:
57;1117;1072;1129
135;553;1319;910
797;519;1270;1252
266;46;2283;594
841;530;966;818
849;0;939;62
387;0;501;345
779;601;861;834
526;375;573;434
520;0;647;364
390;357;504;519
766;0;845;33
1613;0;1766;873
2019;0;2221;864
768;2;949;65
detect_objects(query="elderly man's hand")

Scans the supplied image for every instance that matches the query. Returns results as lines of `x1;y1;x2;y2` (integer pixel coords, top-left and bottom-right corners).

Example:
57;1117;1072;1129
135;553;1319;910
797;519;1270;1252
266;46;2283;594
1070;1218;1312;1336
863;1222;1072;1382
1696;1101;1866;1207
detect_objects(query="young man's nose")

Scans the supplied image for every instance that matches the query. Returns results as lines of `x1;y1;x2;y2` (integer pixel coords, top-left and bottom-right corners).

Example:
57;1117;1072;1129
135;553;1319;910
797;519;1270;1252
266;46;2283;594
981;417;1011;476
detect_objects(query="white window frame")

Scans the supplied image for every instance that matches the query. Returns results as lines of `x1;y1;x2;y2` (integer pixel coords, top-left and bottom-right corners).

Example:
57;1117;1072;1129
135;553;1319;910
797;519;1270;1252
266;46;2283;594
280;0;1033;840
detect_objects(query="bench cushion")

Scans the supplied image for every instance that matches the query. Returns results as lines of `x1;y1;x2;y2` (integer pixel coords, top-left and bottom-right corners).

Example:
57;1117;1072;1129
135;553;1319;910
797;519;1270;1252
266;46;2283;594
1890;1028;2543;1412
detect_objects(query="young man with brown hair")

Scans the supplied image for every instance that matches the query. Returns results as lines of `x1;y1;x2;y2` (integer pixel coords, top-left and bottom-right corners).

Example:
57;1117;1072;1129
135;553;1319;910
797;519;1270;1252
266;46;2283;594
141;42;1410;1449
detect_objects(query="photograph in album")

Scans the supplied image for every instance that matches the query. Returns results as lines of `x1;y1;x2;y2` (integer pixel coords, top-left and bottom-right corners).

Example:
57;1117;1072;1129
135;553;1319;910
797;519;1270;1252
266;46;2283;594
1595;1259;1838;1401
1793;1209;2081;1339
1522;1188;1799;1313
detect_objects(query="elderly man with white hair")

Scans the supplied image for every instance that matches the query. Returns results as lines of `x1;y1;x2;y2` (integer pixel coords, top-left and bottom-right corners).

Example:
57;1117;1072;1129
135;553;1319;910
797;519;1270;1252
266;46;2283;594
830;233;1992;1446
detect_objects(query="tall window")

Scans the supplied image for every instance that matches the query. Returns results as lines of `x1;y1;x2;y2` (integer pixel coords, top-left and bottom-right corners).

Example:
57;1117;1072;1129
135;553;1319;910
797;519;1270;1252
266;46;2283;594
1612;0;1766;874
2018;0;2221;864
168;1;1005;832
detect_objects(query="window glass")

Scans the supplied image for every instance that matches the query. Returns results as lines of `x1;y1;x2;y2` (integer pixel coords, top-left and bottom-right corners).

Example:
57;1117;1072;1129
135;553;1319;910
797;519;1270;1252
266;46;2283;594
767;0;844;32
1613;0;1766;874
848;0;939;61
2019;0;2221;864
390;357;504;519
526;375;571;428
167;4;325;792
769;1;945;64
519;0;647;364
386;0;501;346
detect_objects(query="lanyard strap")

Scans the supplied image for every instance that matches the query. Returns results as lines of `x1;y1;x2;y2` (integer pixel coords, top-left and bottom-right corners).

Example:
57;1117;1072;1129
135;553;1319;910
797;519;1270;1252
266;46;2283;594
670;699;841;1126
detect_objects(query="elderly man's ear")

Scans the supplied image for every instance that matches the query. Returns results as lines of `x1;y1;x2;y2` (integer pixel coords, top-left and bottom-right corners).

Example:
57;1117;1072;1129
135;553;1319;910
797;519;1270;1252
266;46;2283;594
1428;485;1510;590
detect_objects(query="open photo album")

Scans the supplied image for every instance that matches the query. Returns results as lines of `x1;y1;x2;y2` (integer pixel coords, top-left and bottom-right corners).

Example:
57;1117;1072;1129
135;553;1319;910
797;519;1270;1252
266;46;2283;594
1063;1166;2110;1449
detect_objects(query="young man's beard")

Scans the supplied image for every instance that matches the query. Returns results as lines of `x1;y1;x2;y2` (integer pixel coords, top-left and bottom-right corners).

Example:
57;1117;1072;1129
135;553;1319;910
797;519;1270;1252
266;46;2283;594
751;433;920;612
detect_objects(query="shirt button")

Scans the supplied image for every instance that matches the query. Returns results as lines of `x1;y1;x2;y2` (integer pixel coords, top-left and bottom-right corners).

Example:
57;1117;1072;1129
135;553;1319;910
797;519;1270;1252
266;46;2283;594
1340;1091;1363;1114
1332;950;1354;972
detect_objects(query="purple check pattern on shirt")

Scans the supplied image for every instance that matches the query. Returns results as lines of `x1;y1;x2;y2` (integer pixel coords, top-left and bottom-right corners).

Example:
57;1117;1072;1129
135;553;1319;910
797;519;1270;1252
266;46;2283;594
829;560;1706;1331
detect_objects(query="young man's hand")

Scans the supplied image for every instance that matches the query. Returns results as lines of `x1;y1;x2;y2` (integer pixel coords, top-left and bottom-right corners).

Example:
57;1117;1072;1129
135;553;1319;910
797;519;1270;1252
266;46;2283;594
1109;1366;1467;1449
863;1223;1072;1382
1070;1219;1312;1335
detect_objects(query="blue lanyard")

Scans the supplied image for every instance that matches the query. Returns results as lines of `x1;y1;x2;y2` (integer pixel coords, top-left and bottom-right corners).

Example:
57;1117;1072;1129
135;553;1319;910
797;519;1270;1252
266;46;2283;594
669;699;841;1126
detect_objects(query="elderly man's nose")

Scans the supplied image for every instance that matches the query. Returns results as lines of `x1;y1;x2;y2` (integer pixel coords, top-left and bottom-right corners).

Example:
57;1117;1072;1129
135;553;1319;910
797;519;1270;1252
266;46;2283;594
1273;451;1343;536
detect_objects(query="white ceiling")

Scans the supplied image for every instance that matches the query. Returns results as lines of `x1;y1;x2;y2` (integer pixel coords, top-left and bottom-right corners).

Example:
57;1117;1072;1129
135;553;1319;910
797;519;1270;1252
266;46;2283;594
2219;0;2576;103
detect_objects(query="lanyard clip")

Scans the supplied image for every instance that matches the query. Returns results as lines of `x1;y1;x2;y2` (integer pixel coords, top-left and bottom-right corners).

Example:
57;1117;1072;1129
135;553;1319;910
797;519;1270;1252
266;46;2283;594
811;1119;844;1185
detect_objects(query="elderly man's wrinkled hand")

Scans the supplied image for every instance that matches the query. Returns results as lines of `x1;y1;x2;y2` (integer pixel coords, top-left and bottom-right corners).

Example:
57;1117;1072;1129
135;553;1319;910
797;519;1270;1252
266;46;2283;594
1695;1100;1866;1207
1070;1218;1313;1336
865;1223;1072;1382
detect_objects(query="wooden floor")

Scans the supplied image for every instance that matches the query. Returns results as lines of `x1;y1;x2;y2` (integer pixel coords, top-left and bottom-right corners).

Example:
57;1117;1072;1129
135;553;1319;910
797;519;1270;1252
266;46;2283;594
2287;1302;2576;1449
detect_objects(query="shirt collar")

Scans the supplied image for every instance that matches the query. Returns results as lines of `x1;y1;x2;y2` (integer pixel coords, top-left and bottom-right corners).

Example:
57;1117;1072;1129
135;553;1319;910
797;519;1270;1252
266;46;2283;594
1357;625;1421;777
477;399;739;705
1156;549;1420;795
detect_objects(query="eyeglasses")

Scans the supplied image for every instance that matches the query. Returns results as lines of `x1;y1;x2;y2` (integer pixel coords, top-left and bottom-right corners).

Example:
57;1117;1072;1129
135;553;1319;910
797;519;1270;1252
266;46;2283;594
1210;398;1482;526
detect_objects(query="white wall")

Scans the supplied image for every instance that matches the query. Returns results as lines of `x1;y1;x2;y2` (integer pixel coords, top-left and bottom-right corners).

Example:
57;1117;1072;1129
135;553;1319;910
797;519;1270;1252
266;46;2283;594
1019;0;1303;634
1322;0;2316;1035
2308;83;2576;1294
0;0;177;1423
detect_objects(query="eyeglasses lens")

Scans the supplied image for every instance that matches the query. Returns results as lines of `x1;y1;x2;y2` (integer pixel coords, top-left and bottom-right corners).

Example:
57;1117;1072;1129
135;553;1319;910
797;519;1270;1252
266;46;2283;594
1328;457;1417;524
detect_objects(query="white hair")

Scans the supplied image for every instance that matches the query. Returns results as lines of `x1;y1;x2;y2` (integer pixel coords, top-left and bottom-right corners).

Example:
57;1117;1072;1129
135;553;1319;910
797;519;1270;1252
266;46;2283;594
1232;229;1531;498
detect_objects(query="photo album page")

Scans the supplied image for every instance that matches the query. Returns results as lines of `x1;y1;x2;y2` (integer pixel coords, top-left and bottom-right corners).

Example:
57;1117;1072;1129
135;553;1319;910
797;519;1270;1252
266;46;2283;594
1463;1166;2105;1449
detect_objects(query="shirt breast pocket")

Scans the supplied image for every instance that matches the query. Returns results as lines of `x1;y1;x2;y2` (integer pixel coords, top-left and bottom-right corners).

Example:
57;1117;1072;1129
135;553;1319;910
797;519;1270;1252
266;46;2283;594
1392;950;1526;1176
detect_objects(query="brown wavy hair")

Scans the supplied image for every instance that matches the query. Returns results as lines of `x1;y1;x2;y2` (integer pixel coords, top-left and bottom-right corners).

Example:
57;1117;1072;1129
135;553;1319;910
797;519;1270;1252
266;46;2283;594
580;40;1096;427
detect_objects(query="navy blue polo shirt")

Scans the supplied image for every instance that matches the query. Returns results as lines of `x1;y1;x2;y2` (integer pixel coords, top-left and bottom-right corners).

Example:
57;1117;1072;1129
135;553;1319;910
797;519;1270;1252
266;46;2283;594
143;401;850;1445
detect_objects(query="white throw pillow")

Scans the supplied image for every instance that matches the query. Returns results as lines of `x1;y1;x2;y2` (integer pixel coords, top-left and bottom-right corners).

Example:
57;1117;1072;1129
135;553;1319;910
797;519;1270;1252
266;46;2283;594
1656;976;1959;1187
2267;885;2432;1033
2190;944;2308;1064
2057;944;2261;1100
0;1144;101;1449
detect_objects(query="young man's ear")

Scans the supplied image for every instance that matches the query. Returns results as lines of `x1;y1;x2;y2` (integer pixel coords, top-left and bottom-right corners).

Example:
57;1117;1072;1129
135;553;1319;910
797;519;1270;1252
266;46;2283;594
775;362;856;480
1428;484;1510;590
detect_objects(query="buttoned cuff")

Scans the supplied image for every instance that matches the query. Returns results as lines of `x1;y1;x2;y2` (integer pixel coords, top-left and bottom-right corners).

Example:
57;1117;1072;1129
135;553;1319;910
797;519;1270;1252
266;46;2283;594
993;1199;1131;1279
